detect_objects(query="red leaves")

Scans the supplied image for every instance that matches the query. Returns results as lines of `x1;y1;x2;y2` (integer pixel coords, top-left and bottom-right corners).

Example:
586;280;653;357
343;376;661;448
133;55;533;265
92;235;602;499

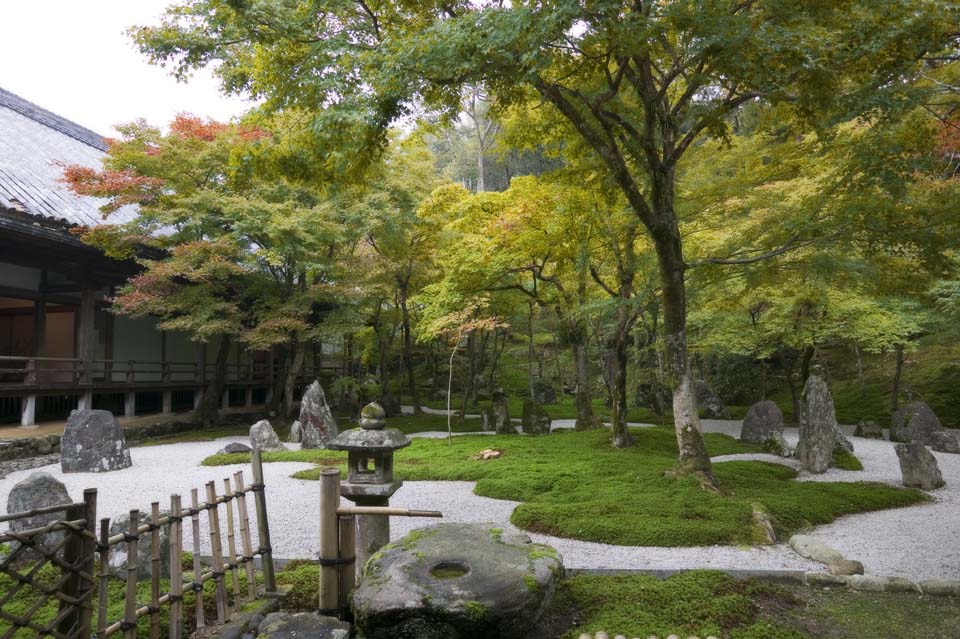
170;113;228;141
938;118;960;157
58;162;164;213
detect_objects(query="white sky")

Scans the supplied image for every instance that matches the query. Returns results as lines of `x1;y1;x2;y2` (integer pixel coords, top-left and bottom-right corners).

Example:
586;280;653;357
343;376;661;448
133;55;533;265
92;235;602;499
0;1;253;136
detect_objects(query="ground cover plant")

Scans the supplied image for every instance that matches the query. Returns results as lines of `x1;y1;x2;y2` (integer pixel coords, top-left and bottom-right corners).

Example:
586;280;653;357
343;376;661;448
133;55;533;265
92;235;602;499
203;427;922;547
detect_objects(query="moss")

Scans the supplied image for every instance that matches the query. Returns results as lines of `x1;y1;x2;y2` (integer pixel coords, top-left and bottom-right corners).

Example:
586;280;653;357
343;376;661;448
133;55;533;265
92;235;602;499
528;545;560;562
832;447;865;471
489;527;503;542
462;600;489;622
523;574;540;593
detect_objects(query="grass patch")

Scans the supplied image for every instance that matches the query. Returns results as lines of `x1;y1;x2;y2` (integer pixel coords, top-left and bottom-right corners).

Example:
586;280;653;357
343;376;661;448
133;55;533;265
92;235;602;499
205;427;926;547
832;447;864;471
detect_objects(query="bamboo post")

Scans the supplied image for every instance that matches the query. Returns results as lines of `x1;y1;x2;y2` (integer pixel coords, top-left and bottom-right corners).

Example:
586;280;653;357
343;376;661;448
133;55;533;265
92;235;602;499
122;510;140;639
250;449;276;593
169;494;183;639
233;471;257;601
149;502;161;639
318;468;340;616
190;489;205;629
223;477;242;606
96;518;111;639
338;514;356;607
205;481;230;623
57;500;85;637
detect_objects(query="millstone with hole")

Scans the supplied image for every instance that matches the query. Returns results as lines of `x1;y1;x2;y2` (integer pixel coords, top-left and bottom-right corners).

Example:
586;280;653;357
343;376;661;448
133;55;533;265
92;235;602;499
351;523;563;639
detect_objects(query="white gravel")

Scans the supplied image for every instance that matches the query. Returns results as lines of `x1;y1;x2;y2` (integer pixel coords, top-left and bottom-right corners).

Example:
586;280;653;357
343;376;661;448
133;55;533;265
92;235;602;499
1;419;956;581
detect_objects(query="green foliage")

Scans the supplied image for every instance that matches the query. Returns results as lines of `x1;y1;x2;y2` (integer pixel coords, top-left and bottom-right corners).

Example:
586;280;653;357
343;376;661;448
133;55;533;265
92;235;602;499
832;448;865;472
208;428;924;547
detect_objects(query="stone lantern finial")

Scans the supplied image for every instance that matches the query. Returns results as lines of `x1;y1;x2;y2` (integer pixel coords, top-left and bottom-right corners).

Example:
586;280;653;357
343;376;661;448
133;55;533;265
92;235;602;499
360;402;387;430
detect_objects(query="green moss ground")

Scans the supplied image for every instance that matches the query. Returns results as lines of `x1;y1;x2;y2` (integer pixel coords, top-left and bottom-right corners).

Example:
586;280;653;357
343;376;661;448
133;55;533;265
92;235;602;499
203;427;924;547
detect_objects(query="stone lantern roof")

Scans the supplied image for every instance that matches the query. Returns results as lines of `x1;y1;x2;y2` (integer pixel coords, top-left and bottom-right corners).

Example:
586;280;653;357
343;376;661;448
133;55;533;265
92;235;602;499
327;402;411;453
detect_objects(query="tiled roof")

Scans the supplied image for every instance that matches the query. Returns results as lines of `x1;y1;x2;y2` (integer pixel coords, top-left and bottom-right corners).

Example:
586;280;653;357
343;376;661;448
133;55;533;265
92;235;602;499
0;87;137;228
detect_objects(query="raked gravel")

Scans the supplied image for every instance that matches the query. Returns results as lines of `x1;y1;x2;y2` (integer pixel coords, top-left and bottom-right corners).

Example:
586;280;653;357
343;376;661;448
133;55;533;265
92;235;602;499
1;419;956;581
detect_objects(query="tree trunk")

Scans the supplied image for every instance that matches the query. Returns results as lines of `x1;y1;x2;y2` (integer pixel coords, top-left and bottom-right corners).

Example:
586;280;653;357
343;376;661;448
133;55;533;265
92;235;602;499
282;337;304;419
800;345;816;384
398;279;421;413
854;345;865;390
779;349;801;425
654;228;713;479
891;343;905;413
608;333;632;448
194;334;231;425
572;338;599;430
527;302;536;399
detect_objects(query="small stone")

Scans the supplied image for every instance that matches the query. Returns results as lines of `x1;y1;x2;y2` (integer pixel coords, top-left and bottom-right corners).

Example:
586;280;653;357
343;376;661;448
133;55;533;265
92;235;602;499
693;380;729;419
807;572;847;587
521;398;552;435
894;442;945;490
216;442;252;455
258;612;350;639
790;534;844;565
249;420;286;452
61;409;132;473
854;419;884;439
6;472;72;556
834;432;855;454
288;420;302;443
827;559;864;576
920;579;960;596
740;400;784;445
882;577;921;593
846;574;885;592
298;381;339;447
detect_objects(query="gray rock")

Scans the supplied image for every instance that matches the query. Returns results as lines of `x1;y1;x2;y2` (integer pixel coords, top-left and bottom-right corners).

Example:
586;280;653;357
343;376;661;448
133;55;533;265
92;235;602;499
108;509;171;580
297;381;339;449
797;375;836;474
216;442;252;455
492;389;513;435
258;612;350;639
828;559;864;576
481;407;493;432
894;442;945;490
920;579;960;596
740;400;784;445
287;420;302;444
761;431;792;457
6;472;72;556
789;534;844;566
847;574;886;592
249;420;286;453
835;433;855;454
352;523;563;639
693;380;729;419
521;399;551;435
854;419;884;440
890;401;960;453
533;381;557;405
61;409;132;473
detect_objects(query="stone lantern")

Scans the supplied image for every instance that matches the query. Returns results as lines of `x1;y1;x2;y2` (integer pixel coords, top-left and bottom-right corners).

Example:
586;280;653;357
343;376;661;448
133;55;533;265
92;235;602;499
327;402;410;572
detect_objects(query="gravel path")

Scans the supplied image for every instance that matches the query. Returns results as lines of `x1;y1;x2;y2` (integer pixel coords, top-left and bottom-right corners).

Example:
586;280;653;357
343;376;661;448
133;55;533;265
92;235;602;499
1;420;956;580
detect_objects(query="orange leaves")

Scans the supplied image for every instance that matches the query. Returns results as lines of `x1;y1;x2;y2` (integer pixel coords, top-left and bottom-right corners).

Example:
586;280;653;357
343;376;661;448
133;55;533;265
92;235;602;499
169;113;228;141
938;119;960;156
58;163;164;214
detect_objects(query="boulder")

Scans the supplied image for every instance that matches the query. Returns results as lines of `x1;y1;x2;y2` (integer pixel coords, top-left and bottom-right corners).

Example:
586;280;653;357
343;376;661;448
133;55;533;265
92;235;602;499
258;612;350;639
249;420;286;452
6;472;72;556
521;399;551;435
739;400;784;445
287;420;302;444
297;381;339;449
480;407;493;432
533;381;557;405
108;509;171;580
352;523;563;639
835;433;855;454
797;375;837;474
854;420;884;440
693;380;729;419
890;401;960;453
61;409;132;473
492;389;514;435
216;442;252;455
895;442;945;490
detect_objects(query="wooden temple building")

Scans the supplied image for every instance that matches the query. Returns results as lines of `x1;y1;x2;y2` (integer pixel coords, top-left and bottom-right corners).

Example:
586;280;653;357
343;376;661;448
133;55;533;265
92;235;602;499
0;87;278;428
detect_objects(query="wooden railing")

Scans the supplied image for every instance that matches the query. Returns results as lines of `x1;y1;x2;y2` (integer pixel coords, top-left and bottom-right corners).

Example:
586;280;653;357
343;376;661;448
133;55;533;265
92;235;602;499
0;452;276;639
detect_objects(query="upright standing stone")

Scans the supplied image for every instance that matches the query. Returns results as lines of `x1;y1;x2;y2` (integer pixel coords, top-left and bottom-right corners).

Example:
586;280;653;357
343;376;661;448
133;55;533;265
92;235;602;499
250;419;286;452
521;398;552;435
297;381;339;449
533;381;557;405
61;409;132;473
288;420;303;444
6;472;72;556
797;375;837;474
693;380;730;419
480;407;493;432
740;400;784;444
890;402;960;454
491;389;513;435
895;442;945;490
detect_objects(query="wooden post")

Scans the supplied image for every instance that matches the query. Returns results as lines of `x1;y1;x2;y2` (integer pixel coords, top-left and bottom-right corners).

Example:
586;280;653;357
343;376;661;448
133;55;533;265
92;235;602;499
58;489;96;637
123;510;140;639
250;450;276;593
233;471;257;601
204;482;230;623
169;494;183;639
190;489;205;629
97;518;111;639
77;282;96;410
223;477;242;606
125;361;136;417
20;358;36;427
78;489;98;639
338;514;356;608
149;502;162;639
318;468;340;616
